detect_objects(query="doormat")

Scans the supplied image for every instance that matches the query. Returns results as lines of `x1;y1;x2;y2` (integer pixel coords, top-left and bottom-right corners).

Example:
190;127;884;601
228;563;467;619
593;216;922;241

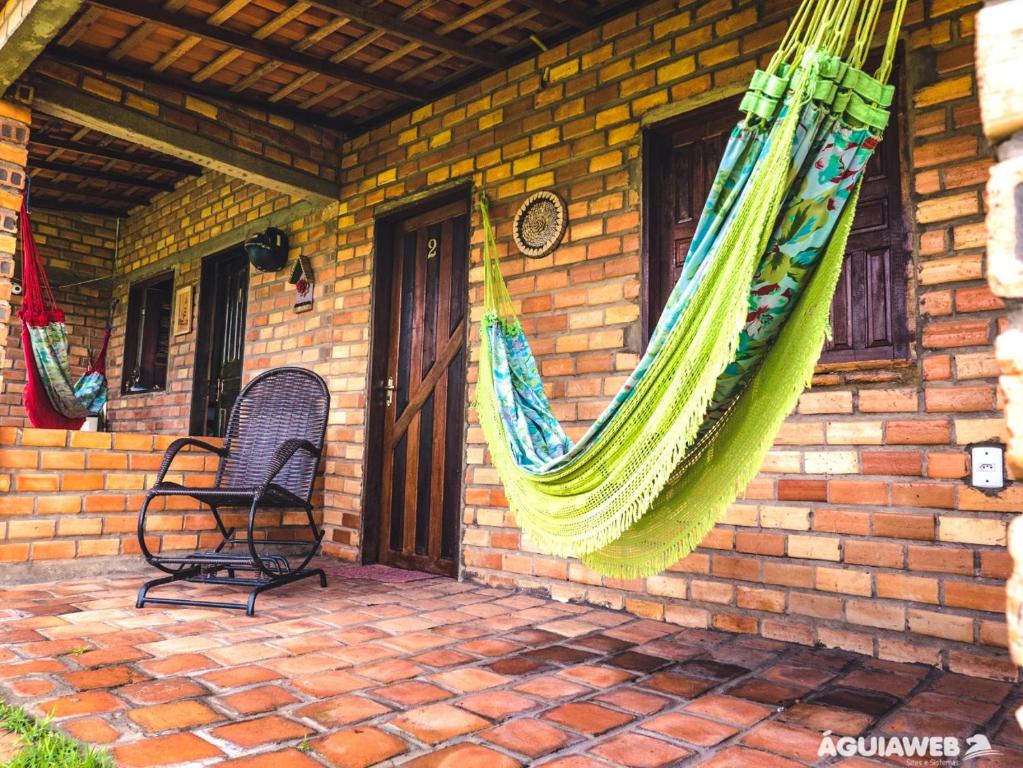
325;563;435;583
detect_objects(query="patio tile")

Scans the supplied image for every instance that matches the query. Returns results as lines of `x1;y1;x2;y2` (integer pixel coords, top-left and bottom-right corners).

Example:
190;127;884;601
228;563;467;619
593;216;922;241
642;671;717;698
1;568;1018;768
201;664;282;689
699;745;805;767
355;658;423;682
390;703;490;743
137;653;215;675
595;687;672;715
483;718;574;757
62;664;147;690
589;732;693;767
37;690;124;718
458;690;541;720
683;693;775;726
62;716;120;744
219;749;323;768
128;700;223;732
514;674;589;699
431;666;510;691
643;712;740;746
210;714;313;748
545;701;635;735
373;679;453;706
315;726;408;768
220;684;300;715
779;702;875;734
296;694;392;728
120;677;206;704
402;743;522;768
742;721;826;763
558;664;634;688
113;733;222;767
292;669;368;697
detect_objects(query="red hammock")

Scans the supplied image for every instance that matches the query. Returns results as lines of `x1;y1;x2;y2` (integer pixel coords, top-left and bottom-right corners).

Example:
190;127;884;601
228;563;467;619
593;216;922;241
18;200;110;430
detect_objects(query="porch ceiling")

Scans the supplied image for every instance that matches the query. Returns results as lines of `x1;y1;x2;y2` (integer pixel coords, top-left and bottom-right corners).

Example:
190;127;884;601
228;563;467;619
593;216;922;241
27;113;201;217
39;0;626;132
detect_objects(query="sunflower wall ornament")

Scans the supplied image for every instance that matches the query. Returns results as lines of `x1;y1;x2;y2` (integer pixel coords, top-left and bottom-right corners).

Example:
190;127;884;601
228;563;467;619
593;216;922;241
513;190;567;259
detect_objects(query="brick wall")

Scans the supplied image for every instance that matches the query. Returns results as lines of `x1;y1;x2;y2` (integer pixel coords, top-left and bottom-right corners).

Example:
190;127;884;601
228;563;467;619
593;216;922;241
6;0;1015;678
315;0;1014;679
0;425;324;561
0;427;216;562
0;209;115;427
0;96;29;425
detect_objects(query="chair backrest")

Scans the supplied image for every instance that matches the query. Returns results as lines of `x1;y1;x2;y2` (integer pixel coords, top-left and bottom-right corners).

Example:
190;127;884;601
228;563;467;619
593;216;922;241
217;367;330;501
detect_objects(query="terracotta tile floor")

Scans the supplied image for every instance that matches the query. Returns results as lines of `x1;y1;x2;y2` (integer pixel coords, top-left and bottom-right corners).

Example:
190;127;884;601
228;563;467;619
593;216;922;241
0;561;1021;767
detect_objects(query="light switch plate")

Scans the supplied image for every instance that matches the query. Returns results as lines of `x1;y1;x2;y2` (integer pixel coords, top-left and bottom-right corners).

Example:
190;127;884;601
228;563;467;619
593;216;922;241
970;443;1005;490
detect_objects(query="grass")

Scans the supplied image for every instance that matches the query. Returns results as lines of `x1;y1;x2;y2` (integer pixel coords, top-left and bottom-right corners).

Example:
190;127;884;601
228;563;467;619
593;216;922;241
0;703;112;768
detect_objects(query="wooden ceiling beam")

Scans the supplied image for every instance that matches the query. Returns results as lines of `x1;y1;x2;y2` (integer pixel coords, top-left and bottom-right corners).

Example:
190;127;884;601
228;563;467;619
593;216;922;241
29;183;151;207
30;200;132;217
304;0;500;68
32;78;339;205
84;0;425;101
43;48;351;132
30;158;178;191
31;134;202;175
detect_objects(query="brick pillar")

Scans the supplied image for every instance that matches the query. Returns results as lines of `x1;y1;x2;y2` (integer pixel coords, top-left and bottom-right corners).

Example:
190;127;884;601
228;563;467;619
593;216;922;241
976;0;1023;719
0;91;30;401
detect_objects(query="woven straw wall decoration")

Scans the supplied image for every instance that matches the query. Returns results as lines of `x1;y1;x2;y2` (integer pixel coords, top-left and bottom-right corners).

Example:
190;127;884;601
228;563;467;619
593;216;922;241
513;191;567;258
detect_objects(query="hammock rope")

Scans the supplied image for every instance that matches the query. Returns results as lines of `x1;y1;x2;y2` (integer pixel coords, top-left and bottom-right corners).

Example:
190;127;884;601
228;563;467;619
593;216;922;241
18;200;109;430
474;0;905;577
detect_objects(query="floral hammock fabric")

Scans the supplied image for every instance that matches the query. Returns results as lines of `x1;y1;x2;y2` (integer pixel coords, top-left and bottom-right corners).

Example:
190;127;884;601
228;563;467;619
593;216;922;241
475;0;907;578
18;200;109;431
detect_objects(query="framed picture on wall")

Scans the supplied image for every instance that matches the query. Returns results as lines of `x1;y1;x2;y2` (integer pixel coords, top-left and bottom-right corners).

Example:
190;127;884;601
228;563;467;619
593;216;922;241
173;284;192;336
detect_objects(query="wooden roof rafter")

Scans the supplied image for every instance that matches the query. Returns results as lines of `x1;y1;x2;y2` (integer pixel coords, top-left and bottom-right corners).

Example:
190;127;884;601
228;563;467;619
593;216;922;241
82;0;427;101
31;134;202;176
31;158;178;192
41;47;352;132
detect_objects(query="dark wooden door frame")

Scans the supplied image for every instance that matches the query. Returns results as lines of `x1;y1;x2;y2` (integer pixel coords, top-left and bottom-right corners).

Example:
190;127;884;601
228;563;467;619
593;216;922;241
361;185;473;573
189;245;250;436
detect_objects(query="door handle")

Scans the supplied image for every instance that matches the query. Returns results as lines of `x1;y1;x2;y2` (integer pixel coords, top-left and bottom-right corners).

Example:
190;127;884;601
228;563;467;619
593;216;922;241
381;376;396;407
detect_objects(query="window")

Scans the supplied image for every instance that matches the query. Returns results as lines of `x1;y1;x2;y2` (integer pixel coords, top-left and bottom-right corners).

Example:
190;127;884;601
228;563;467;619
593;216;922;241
643;88;908;363
122;272;173;394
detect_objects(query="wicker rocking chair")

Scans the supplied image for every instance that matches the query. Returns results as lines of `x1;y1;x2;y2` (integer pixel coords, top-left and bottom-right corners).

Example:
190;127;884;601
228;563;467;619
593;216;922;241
136;367;330;615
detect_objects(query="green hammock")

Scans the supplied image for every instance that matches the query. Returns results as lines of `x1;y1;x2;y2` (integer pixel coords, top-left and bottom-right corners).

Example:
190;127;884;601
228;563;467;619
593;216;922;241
475;0;907;578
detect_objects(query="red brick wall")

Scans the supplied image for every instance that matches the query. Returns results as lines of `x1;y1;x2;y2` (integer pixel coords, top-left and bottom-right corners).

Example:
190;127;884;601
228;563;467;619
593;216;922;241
0;210;116;427
0;426;323;561
319;0;1012;678
6;0;1014;678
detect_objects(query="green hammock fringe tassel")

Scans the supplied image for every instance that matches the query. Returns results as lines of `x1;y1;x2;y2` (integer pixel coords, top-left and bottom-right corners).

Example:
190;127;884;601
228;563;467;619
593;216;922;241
477;66;813;560
582;182;862;578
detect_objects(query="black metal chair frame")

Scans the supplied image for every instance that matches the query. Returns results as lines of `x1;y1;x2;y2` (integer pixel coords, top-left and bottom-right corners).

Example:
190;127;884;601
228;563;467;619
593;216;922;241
136;367;330;616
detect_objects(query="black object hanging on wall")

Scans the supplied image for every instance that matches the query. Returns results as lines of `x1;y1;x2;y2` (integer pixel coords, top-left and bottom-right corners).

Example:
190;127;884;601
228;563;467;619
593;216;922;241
244;227;289;272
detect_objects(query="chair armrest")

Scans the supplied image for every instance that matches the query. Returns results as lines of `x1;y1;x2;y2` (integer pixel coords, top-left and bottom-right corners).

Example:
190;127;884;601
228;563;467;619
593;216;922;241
154;438;227;486
258;438;321;490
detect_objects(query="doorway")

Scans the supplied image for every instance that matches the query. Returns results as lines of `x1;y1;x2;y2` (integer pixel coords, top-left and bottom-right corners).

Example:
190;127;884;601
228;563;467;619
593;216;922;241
364;191;470;577
190;246;249;437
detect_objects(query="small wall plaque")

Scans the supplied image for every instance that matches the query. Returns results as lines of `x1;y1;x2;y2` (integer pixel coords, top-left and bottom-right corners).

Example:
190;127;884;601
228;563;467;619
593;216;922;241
173;284;192;335
289;255;314;313
513;190;567;259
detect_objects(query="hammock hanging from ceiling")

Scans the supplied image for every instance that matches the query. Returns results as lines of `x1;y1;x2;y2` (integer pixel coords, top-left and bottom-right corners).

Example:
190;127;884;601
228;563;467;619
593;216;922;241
475;0;907;578
18;200;110;430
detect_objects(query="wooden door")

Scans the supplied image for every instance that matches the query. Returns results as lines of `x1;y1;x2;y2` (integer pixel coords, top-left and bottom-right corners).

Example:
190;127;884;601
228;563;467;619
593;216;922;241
190;248;249;437
645;88;906;361
374;198;468;576
644;96;741;337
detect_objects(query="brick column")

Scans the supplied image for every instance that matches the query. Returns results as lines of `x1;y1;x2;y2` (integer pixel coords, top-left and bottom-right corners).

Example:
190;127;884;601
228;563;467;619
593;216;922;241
976;0;1023;713
0;92;30;401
